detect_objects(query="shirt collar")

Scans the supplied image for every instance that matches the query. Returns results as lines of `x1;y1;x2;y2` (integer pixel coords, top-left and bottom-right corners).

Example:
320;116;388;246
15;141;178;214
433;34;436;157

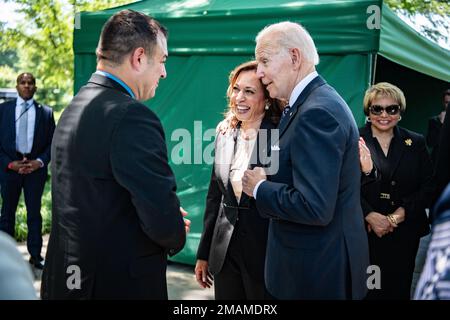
16;96;34;107
95;70;135;99
288;71;319;107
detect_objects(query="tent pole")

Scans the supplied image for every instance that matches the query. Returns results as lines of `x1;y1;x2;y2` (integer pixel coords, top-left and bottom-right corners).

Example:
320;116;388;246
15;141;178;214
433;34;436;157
371;53;378;85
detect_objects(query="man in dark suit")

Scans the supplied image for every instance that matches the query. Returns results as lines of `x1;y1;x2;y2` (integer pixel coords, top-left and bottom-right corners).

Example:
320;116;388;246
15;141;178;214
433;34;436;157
41;10;187;300
432;103;450;214
0;72;55;270
242;22;369;299
425;89;450;166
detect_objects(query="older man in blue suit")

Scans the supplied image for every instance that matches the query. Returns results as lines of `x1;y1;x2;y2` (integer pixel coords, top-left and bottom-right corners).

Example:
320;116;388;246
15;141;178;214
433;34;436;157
0;73;55;270
242;22;369;299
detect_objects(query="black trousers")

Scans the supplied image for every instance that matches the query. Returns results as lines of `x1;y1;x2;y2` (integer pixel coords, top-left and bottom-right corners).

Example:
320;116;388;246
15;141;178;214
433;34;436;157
213;232;271;300
0;169;47;258
365;228;420;300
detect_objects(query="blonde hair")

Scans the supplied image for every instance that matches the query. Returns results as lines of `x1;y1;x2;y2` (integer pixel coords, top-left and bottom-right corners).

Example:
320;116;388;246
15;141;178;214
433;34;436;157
256;21;319;65
363;82;406;116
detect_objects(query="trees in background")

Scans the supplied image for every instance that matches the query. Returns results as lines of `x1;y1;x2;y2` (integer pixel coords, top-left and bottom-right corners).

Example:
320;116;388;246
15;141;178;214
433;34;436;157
0;0;134;111
0;0;448;111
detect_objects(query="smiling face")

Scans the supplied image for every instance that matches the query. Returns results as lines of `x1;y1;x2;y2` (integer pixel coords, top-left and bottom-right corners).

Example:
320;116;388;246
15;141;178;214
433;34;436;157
16;73;37;101
368;95;401;133
230;70;266;123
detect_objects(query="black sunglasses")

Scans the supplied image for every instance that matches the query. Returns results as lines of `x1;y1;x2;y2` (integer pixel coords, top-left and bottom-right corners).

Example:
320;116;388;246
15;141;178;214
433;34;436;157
369;104;401;116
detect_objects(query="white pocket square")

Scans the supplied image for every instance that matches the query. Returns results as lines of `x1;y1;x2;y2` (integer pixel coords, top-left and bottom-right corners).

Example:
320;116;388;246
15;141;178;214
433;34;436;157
271;144;280;151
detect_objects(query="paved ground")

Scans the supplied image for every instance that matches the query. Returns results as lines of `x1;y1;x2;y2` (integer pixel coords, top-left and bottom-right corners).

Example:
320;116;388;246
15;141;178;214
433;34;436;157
17;234;214;300
18;234;430;300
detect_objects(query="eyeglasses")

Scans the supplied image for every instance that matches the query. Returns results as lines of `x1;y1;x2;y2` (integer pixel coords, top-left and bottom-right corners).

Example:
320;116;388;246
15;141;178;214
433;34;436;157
369;104;401;116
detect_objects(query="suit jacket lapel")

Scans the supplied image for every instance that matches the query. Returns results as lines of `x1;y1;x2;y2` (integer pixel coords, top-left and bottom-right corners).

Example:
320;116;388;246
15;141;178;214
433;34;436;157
239;119;274;207
388;126;406;180
214;127;237;196
4;100;17;156
279;76;326;139
31;101;43;153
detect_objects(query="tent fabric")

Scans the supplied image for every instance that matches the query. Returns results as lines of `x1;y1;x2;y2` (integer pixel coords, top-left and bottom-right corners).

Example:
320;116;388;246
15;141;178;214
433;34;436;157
73;0;449;265
380;4;450;82
74;0;380;55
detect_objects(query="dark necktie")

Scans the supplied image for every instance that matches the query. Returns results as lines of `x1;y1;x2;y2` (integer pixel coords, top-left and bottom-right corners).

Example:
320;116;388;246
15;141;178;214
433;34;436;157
280;105;291;122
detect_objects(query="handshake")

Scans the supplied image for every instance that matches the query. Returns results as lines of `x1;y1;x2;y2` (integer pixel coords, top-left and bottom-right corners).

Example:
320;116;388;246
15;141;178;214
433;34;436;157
7;157;42;175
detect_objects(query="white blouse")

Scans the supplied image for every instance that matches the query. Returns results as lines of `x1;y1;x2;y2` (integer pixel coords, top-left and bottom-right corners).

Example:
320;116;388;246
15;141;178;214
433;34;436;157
229;135;257;202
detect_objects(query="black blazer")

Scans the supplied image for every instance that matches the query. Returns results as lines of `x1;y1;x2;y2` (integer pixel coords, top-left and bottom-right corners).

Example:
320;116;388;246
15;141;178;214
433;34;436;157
0;99;55;172
359;124;433;237
197;119;276;280
41;74;185;299
433;110;450;211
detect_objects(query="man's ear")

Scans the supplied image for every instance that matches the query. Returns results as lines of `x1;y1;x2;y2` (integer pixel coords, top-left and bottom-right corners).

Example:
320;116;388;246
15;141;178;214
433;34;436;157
290;48;302;70
130;47;145;71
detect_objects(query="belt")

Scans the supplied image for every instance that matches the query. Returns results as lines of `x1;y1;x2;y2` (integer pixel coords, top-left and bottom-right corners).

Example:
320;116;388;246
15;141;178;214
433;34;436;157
380;193;391;200
223;203;250;210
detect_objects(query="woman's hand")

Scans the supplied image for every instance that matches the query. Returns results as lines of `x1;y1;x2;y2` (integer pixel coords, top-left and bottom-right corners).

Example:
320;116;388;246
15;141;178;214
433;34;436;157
359;137;373;174
366;211;395;238
195;259;213;289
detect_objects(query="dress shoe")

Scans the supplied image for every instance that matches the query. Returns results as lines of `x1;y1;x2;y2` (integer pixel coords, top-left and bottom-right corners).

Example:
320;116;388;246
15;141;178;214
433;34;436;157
29;256;44;270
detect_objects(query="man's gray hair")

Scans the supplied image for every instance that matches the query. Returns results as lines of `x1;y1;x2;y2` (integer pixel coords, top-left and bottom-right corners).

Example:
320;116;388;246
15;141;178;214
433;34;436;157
256;21;319;65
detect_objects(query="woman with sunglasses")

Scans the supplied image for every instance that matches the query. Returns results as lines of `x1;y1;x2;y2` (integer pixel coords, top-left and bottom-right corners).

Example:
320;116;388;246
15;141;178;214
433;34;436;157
359;82;434;300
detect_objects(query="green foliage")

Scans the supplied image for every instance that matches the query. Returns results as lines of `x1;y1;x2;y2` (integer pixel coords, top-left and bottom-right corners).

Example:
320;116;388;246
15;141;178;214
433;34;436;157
385;0;450;44
0;0;135;111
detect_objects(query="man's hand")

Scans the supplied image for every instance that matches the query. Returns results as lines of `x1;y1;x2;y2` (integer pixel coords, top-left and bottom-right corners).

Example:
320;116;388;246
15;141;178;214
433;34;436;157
180;207;191;233
18;159;42;175
8;159;29;173
242;167;266;197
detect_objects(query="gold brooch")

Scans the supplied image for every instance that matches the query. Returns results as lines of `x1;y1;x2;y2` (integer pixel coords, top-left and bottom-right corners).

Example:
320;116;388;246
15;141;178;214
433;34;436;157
405;139;412;146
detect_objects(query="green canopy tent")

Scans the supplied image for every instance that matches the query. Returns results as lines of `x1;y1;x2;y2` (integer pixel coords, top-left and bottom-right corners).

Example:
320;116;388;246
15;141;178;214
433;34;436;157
74;0;450;265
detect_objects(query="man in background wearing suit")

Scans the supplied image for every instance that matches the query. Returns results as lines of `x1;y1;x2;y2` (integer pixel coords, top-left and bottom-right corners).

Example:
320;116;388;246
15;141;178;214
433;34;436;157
0;72;55;270
41;10;188;299
242;22;369;299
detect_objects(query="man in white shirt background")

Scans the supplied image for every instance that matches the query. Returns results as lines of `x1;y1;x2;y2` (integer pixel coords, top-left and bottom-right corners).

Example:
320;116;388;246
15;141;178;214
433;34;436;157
0;72;55;270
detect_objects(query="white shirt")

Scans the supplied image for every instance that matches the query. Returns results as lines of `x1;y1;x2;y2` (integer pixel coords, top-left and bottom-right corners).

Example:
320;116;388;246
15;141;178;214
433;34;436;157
15;96;36;154
253;71;319;199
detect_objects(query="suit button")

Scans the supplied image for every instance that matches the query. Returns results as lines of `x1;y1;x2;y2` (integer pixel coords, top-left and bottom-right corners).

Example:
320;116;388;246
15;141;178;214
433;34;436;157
391;181;396;186
391;201;395;206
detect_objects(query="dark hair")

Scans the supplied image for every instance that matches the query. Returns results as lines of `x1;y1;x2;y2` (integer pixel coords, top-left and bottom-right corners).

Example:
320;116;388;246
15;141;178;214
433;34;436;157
224;60;281;128
96;9;167;65
16;73;36;85
443;89;450;101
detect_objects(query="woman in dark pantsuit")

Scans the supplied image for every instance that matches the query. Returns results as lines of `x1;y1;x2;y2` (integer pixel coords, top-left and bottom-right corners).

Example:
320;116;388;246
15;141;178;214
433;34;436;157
359;82;434;300
195;61;281;299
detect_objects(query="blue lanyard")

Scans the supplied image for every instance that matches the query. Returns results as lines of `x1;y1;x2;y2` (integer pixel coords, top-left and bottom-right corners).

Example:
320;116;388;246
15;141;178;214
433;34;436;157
95;70;135;99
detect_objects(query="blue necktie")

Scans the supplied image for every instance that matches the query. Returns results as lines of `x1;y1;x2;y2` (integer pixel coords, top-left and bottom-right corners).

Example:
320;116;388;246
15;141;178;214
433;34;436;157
17;102;28;154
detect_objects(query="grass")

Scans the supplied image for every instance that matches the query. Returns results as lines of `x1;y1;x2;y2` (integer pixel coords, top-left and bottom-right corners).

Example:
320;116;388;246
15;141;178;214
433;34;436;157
0;172;52;242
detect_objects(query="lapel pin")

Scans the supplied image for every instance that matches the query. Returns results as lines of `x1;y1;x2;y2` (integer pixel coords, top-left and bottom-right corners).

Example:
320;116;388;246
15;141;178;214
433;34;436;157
405;139;412;146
